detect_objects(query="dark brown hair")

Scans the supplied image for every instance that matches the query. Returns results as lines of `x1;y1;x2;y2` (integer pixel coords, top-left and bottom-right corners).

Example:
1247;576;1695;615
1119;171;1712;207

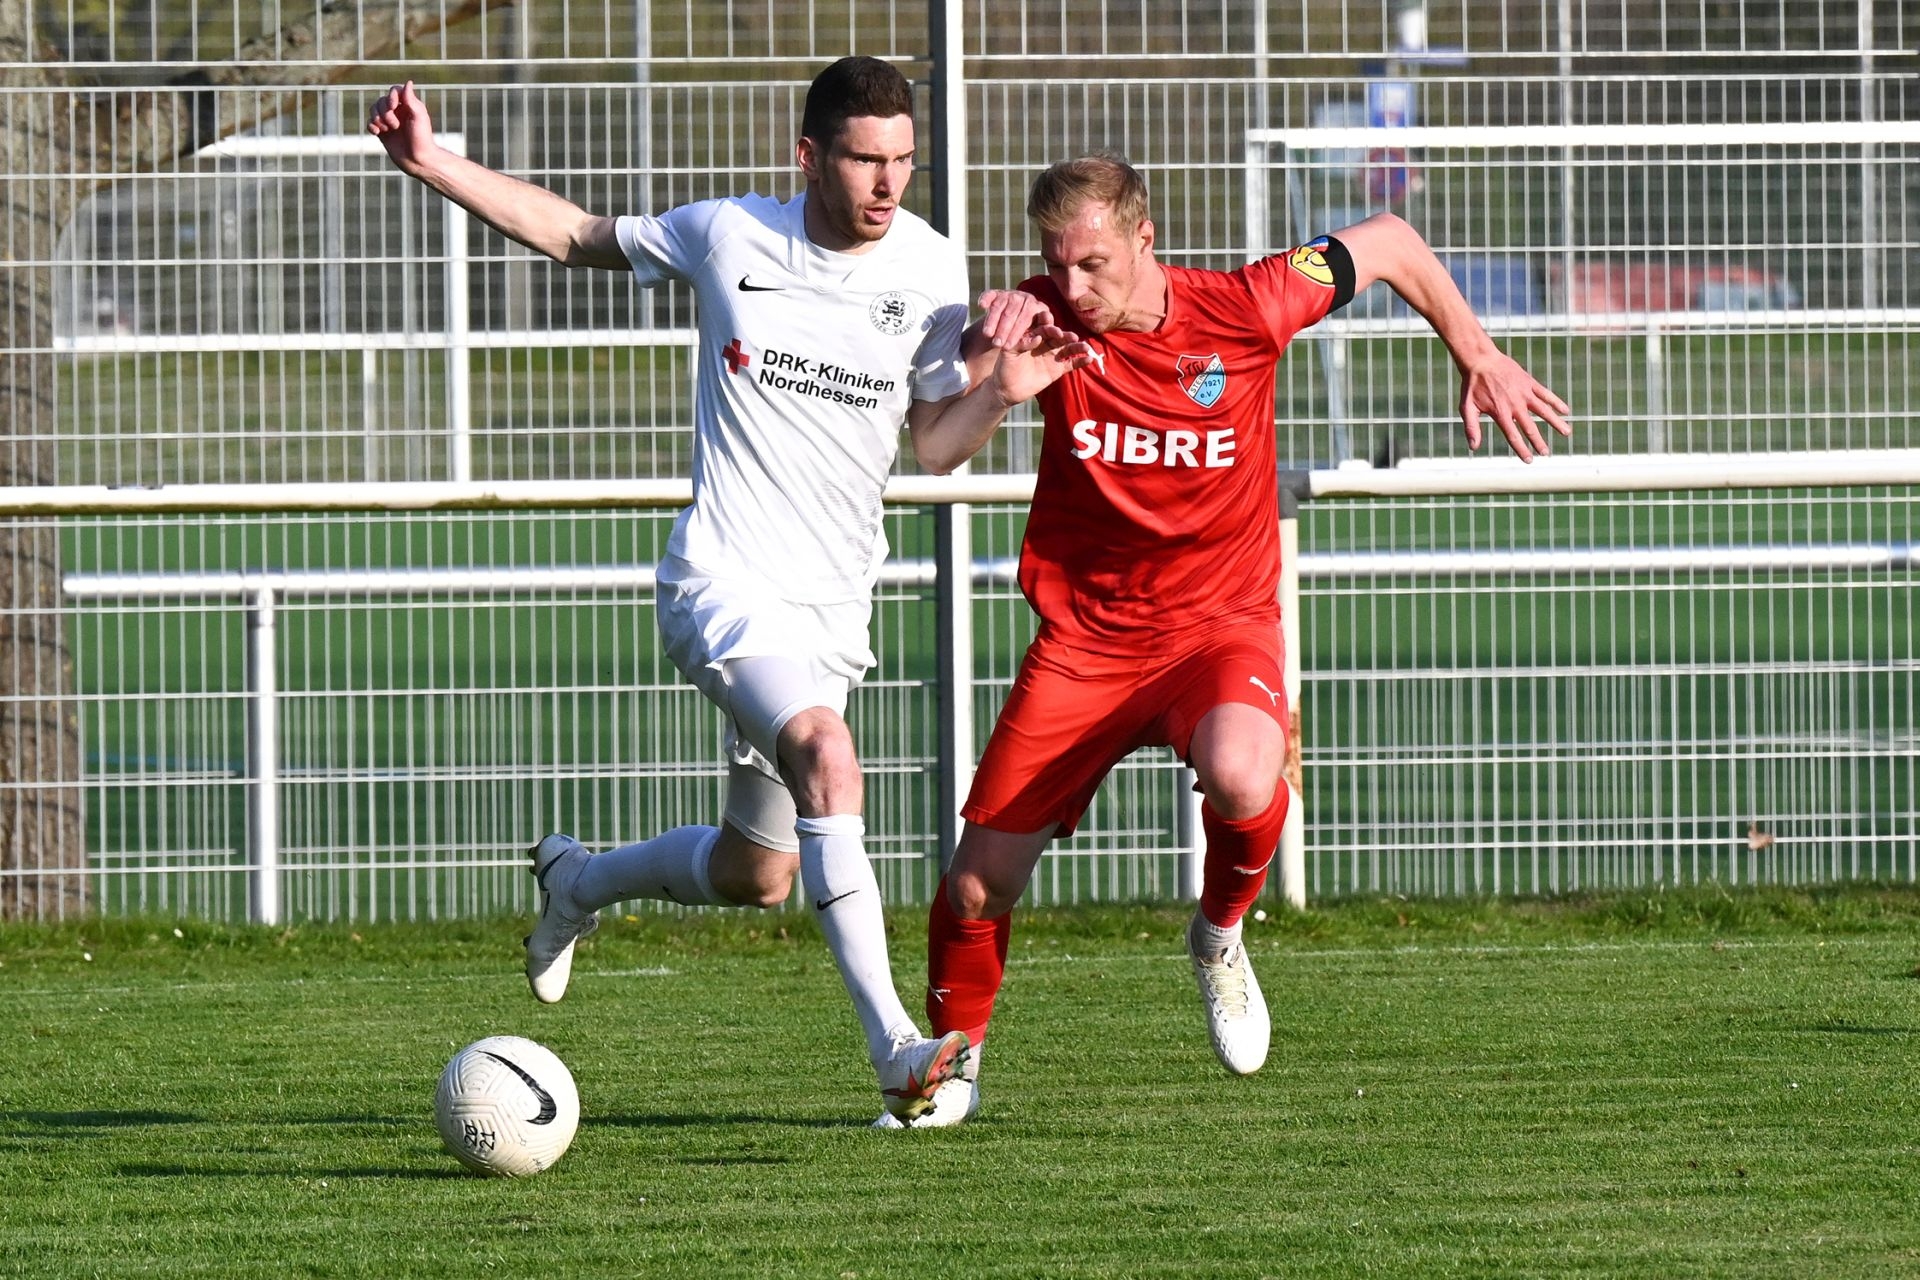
801;56;914;149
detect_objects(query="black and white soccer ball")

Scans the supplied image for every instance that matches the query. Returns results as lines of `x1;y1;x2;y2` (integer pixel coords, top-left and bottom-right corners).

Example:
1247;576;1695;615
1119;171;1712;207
433;1035;580;1176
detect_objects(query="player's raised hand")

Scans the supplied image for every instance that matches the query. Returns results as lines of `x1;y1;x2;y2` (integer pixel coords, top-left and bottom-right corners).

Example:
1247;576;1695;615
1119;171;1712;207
367;81;437;172
990;324;1097;406
976;289;1058;352
1459;352;1572;462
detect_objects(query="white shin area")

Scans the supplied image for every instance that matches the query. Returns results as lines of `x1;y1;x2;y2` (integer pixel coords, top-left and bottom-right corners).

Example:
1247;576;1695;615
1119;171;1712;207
796;813;918;1061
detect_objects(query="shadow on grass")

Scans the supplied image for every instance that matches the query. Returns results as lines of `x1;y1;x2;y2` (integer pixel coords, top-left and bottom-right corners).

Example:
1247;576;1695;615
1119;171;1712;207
1805;1019;1917;1036
282;1114;420;1127
588;1113;855;1131
0;1110;200;1131
3;1110;435;1134
117;1162;468;1180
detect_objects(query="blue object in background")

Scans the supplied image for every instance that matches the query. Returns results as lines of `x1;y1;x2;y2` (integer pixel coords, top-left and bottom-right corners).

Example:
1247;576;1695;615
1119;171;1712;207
1438;254;1542;316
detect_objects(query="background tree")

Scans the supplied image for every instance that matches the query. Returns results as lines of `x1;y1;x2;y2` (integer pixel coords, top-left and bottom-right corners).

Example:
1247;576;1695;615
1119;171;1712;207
0;0;513;918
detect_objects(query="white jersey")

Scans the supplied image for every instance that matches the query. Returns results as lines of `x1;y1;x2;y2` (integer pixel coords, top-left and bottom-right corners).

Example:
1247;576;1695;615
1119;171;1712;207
616;194;969;602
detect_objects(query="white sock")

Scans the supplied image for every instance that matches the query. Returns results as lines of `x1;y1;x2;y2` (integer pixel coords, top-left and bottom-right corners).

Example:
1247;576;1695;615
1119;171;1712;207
573;825;722;910
796;813;918;1061
1189;912;1243;962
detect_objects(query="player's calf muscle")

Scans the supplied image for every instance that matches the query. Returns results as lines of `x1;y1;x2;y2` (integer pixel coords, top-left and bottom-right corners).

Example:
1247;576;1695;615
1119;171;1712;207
709;839;797;908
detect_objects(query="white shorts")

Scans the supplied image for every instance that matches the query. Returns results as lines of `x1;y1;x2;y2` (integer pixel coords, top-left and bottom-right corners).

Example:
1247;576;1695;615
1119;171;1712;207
655;555;875;851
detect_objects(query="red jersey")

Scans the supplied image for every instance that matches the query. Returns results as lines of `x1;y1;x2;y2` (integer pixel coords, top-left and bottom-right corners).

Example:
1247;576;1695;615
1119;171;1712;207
1017;240;1352;655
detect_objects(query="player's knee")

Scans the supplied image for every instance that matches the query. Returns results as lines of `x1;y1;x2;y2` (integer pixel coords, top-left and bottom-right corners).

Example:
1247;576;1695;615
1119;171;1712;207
780;715;859;784
947;869;1016;920
1203;765;1283;822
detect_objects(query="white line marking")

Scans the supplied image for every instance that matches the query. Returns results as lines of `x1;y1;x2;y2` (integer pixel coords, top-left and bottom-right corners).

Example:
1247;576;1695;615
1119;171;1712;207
1003;934;1870;969
0;965;678;1002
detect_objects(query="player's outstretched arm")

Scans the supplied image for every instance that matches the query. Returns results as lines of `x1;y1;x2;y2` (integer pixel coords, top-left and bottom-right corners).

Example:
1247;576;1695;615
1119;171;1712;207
367;81;626;271
1333;212;1572;461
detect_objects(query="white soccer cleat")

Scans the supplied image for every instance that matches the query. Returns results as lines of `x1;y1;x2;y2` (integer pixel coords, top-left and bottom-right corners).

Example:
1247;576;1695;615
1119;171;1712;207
1187;918;1270;1075
875;1030;971;1121
871;1077;979;1130
524;834;599;1004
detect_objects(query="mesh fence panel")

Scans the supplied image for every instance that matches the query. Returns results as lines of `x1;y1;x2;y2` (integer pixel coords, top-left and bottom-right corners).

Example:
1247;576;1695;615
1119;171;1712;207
5;0;1917;918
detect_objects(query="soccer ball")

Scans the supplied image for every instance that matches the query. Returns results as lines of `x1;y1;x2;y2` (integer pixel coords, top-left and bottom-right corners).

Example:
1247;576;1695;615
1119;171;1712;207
433;1035;580;1177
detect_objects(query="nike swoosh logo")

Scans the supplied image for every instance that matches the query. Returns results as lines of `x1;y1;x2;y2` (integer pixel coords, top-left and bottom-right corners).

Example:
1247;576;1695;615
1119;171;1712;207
737;275;781;292
1235;854;1276;876
481;1050;559;1125
814;889;859;911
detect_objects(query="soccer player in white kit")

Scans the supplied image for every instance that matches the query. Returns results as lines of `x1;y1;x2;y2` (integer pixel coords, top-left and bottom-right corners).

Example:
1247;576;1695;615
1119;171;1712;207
368;57;1086;1120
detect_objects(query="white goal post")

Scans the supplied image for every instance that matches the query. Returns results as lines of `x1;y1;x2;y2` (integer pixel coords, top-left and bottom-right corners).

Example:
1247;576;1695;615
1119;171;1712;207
57;132;700;486
1243;120;1920;460
1244;120;1920;327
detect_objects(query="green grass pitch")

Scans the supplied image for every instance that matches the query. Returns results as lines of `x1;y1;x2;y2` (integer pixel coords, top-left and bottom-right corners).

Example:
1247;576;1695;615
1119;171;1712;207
5;888;1920;1278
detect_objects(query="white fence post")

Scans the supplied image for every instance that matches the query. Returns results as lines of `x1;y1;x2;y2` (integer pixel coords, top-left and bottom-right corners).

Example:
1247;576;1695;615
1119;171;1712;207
1277;487;1307;909
935;504;974;870
929;6;970;873
1176;768;1205;901
246;585;281;926
1645;318;1666;454
441;135;473;482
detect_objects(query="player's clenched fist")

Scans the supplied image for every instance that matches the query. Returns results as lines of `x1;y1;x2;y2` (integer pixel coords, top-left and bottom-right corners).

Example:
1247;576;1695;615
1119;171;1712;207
367;80;436;172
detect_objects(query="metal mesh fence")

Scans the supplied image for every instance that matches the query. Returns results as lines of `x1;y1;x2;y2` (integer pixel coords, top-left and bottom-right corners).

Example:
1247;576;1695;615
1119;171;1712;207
5;0;1918;919
67;507;951;920
1298;488;1920;897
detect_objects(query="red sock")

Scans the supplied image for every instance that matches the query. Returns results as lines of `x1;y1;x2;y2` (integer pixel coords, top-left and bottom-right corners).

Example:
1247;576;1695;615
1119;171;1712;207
1197;787;1291;929
926;875;1010;1047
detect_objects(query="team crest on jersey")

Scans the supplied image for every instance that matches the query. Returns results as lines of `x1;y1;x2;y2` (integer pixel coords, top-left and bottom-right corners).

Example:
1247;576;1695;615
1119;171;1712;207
1176;353;1227;408
869;291;915;335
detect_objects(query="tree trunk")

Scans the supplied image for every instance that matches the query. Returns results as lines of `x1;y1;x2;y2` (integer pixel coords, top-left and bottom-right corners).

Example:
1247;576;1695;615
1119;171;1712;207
1;6;85;919
0;0;515;919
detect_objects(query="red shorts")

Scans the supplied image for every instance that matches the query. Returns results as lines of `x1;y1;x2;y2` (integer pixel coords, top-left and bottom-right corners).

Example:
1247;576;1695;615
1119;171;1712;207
962;623;1289;836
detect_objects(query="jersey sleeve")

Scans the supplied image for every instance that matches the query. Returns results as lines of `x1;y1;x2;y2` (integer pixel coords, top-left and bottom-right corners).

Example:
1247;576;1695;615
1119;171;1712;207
907;248;972;402
614;199;729;287
1241;234;1357;344
1017;277;1057;307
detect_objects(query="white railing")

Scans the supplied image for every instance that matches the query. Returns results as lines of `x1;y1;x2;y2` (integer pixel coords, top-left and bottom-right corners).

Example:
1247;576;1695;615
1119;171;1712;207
19;450;1920;515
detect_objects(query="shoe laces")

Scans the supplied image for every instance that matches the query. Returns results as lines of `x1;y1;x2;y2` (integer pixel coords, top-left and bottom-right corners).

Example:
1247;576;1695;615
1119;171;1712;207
1197;945;1251;1019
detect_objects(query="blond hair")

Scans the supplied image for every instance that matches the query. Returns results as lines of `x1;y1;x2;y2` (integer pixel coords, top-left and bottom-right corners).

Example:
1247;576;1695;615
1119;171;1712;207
1025;152;1150;236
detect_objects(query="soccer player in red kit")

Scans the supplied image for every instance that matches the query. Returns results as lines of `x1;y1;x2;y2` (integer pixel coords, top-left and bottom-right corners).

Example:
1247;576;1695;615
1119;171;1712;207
880;154;1570;1128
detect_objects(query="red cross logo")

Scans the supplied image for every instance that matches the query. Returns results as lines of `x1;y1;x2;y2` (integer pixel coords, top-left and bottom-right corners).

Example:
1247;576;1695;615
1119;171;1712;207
722;338;751;374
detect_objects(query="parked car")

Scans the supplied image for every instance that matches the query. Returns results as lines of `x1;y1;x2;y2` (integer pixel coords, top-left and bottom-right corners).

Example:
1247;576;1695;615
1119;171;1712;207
1555;261;1801;316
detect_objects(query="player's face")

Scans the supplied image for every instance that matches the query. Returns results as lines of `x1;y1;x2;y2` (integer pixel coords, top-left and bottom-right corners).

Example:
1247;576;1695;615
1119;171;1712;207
798;114;916;252
1040;202;1156;334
